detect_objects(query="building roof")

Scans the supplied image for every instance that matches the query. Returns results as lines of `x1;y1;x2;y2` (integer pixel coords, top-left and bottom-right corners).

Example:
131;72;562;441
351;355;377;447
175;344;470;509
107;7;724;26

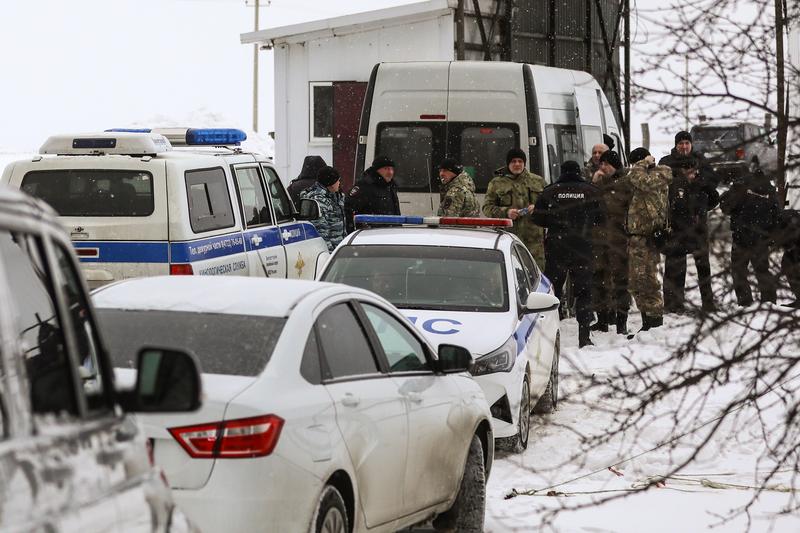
240;0;453;46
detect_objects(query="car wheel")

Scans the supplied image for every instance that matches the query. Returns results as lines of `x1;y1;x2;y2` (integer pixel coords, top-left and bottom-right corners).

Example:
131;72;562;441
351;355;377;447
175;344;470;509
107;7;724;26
432;435;486;532
497;376;531;453
312;485;349;533
534;333;560;414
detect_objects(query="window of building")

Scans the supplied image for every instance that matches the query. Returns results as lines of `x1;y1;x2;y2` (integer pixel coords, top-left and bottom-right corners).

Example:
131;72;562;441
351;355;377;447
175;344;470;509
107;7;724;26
310;82;333;143
185;167;235;233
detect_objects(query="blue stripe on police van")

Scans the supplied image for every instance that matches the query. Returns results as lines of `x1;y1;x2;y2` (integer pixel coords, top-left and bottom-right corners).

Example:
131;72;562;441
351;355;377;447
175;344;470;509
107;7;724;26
303;223;320;239
243;226;282;252
279;222;309;245
170;233;246;263
73;241;169;263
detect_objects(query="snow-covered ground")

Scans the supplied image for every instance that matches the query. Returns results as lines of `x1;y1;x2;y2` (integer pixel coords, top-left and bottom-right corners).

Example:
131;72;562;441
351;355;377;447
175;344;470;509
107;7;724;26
485;310;800;532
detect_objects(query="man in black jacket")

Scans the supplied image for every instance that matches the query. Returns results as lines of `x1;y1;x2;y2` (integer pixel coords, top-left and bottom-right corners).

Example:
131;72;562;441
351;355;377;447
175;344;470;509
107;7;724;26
719;171;779;305
663;159;720;313
345;156;401;232
776;209;800;307
659;130;718;186
287;155;327;207
532;161;605;347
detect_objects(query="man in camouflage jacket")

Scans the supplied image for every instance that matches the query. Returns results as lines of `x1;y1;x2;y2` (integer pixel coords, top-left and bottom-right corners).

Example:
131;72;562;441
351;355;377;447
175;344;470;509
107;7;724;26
483;148;546;268
625;148;672;333
437;158;479;217
300;166;346;252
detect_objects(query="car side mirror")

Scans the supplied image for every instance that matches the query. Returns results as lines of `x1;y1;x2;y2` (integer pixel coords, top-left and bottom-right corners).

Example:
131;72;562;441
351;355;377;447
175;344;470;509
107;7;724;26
296;198;321;221
524;292;560;313
437;344;474;373
118;347;202;413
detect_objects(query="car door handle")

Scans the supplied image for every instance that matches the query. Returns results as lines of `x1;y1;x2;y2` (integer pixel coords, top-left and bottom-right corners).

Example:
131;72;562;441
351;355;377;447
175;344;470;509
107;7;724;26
406;392;423;404
341;393;360;408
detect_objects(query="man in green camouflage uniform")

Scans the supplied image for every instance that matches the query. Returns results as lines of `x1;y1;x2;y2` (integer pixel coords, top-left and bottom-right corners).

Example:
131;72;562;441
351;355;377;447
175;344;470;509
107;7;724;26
590;150;632;334
483;148;546;268
625;148;672;334
437;158;479;217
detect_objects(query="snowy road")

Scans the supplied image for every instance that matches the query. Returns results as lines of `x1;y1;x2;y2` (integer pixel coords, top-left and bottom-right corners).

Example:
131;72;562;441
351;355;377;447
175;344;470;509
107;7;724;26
484;313;800;532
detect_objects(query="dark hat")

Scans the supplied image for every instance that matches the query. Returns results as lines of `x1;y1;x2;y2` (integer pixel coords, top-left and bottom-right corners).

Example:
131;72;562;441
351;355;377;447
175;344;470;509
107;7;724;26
629;147;651;165
506;148;527;166
438;158;463;175
599;150;623;170
560;160;582;176
603;134;615;151
298;155;327;180
317;166;341;187
371;155;395;170
675;131;693;145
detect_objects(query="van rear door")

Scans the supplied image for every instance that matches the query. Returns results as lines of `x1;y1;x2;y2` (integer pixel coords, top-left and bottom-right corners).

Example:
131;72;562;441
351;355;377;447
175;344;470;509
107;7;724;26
10;157;168;288
573;87;606;162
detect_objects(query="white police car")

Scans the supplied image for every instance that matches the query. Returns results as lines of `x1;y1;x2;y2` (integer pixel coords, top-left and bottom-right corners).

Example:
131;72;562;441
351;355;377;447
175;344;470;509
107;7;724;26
319;215;561;452
1;128;329;288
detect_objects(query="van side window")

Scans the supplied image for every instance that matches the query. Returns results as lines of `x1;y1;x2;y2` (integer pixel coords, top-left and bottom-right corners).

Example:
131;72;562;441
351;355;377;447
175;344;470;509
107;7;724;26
51;243;111;414
459;125;517;191
234;167;273;227
185;168;235;233
0;231;78;417
546;124;580;169
261;166;294;223
376;124;439;191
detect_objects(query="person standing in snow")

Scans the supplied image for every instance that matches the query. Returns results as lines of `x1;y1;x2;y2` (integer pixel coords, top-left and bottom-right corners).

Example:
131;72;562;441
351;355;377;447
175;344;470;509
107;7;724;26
287;155;327;207
532;160;605;347
345;156;401;233
719;170;779;306
582;143;609;180
659;130;718;186
624;148;672;334
300;166;346;252
483;148;547;268
436;158;479;217
590;150;632;334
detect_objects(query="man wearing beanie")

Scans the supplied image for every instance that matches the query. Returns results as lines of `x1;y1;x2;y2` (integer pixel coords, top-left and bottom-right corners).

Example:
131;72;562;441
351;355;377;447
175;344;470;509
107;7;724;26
589;150;632;334
437;158;479;217
345;155;400;233
625;148;673;335
300;166;346;251
483;148;547;267
532;160;605;347
659;130;717;185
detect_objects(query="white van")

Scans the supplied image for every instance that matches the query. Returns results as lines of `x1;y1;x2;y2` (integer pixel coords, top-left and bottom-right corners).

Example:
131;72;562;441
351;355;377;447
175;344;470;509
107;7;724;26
2;129;330;288
355;61;625;215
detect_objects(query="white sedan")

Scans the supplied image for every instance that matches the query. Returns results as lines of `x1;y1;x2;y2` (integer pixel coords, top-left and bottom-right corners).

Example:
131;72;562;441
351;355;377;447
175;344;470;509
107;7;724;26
93;276;493;533
320;215;561;452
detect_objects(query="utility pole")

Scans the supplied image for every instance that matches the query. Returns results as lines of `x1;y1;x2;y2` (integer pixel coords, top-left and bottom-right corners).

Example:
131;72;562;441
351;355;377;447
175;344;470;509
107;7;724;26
249;1;271;133
775;0;787;205
684;55;689;131
623;0;630;151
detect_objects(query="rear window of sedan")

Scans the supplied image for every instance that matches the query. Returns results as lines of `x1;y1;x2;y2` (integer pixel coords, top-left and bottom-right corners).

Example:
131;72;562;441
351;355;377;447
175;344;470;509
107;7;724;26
97;309;286;376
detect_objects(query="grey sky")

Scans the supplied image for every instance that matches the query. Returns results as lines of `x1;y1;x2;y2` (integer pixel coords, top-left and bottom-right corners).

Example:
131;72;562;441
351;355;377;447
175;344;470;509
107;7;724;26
0;0;695;153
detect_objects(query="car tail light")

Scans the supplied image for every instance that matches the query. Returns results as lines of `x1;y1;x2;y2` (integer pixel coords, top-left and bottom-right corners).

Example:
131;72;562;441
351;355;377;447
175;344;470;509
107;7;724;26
168;415;285;459
735;148;745;159
169;263;194;275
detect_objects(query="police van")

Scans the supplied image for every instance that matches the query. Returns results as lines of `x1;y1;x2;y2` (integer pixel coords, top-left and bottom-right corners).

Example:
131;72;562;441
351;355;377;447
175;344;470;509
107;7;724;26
1;128;330;288
355;61;625;215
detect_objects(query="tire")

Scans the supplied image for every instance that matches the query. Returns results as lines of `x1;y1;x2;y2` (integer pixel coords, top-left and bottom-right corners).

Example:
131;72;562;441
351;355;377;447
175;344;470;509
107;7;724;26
534;333;560;414
312;485;349;533
432;435;486;532
497;376;531;453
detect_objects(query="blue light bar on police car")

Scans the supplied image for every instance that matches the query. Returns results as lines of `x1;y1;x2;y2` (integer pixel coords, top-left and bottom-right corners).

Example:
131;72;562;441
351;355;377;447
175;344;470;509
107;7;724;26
353;215;512;227
186;128;247;145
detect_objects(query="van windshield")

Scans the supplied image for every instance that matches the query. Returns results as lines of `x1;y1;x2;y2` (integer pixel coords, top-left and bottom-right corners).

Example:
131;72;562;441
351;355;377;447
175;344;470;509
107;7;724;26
321;245;509;312
96;309;286;376
21;170;154;217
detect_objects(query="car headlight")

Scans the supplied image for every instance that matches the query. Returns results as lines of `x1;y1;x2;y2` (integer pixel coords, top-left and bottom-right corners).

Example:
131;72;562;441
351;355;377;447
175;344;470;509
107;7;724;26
470;336;517;376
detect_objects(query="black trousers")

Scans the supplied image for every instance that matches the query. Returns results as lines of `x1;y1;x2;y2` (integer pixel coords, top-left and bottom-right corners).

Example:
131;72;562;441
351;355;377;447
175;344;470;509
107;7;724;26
781;251;800;300
663;247;714;309
545;244;594;327
731;242;776;304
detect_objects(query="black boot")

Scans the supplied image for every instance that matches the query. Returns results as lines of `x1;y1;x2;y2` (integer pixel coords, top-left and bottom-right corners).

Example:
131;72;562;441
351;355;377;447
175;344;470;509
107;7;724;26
579;324;594;347
649;315;663;328
590;310;610;332
627;313;651;340
616;312;628;335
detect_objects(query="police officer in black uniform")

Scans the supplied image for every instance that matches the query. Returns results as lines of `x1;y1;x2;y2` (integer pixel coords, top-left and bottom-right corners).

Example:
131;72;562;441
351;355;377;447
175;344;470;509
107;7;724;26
345;155;401;232
532;161;605;347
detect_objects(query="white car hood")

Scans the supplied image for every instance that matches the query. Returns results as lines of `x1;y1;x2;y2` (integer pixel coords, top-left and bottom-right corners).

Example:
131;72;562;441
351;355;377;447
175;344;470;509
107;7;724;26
399;309;516;356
